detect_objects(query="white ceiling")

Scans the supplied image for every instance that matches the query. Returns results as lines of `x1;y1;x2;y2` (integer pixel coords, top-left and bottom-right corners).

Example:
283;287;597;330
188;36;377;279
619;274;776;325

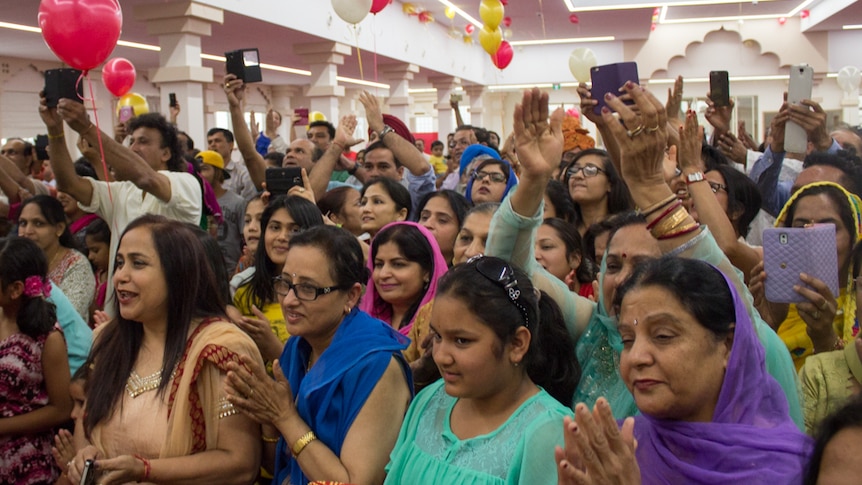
1;0;860;89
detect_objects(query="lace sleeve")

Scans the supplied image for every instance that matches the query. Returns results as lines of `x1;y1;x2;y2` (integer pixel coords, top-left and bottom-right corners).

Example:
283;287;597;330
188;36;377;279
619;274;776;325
58;252;96;320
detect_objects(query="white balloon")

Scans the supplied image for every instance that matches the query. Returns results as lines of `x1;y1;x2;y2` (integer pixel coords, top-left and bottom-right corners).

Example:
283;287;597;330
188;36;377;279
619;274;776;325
332;0;373;24
568;48;597;83
837;66;861;95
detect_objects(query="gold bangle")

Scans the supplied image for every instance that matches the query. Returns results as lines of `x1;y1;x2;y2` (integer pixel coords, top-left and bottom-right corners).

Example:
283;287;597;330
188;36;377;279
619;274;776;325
291;431;317;458
262;435;280;443
649;207;690;239
639;194;677;217
48;132;65;140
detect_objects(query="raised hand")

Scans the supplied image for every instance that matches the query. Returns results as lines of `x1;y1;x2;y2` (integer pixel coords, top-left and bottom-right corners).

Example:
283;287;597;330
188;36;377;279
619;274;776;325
665;75;684;122
512;88;563;179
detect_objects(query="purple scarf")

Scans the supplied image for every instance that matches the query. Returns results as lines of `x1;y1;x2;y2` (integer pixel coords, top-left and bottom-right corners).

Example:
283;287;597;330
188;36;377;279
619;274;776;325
359;221;449;336
633;267;812;483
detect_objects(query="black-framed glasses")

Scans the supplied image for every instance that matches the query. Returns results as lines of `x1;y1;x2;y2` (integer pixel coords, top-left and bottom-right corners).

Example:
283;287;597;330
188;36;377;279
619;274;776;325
471;255;531;328
708;181;727;194
273;276;347;301
471;170;507;183
566;164;605;179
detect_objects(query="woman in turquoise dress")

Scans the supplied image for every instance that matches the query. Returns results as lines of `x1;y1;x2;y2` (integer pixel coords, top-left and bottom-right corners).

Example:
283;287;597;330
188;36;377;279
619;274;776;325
384;256;579;484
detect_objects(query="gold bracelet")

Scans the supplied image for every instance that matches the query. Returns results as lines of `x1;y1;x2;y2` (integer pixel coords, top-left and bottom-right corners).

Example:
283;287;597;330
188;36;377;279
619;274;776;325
291;431;317;458
262;435;280;443
639;194;677;217
47;132;65;140
649;207;690;239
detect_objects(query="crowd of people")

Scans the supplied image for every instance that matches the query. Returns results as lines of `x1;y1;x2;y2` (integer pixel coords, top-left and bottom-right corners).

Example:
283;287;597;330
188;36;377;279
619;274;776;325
0;68;861;484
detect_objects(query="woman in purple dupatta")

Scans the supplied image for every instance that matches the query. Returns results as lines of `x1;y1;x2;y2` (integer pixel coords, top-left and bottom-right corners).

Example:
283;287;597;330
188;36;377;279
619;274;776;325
557;257;812;484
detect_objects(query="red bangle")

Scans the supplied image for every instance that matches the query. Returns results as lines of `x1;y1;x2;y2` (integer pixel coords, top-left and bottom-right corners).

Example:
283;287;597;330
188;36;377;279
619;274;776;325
133;454;151;481
646;201;682;231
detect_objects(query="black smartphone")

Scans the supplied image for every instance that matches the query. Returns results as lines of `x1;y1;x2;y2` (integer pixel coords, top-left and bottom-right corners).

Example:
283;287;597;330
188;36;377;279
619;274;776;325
169;92;177;108
225;48;262;83
80;459;96;485
709;71;730;107
590;62;639;115
34;134;49;161
44;68;84;108
266;167;303;196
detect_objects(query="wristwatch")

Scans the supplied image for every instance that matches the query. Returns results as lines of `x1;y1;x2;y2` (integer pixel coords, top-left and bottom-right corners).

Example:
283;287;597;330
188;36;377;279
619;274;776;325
377;125;395;141
685;171;705;185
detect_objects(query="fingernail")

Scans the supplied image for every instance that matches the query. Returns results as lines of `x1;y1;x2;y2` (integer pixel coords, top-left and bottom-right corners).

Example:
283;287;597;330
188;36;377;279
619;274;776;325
601;107;610;114
562;461;569;469
626;81;634;89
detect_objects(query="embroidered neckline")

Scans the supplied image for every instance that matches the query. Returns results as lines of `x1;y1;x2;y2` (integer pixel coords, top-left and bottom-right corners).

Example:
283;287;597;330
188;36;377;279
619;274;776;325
126;369;169;398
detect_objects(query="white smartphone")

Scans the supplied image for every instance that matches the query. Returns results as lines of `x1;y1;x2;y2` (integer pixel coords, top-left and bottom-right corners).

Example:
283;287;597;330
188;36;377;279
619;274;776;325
784;64;814;154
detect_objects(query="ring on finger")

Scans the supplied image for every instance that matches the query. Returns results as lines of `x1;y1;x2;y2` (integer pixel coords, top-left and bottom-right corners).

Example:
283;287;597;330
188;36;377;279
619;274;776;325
626;125;645;138
646;124;660;133
813;310;821;319
819;300;828;311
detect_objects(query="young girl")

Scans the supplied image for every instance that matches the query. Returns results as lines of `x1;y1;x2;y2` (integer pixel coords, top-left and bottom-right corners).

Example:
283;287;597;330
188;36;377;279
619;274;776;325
235;195;265;275
52;363;90;483
0;237;72;484
385;257;579;483
84;218;111;324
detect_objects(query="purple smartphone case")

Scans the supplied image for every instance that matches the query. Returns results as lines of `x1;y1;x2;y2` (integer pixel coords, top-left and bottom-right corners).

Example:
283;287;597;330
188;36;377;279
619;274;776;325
762;224;839;304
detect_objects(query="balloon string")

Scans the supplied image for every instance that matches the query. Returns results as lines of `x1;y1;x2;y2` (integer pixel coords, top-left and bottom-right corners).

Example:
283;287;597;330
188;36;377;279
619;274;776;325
372;15;380;97
354;25;365;82
83;72;114;210
538;0;546;39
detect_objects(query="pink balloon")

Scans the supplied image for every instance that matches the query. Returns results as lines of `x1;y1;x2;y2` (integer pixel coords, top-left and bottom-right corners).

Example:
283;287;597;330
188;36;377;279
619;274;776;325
102;57;136;97
370;0;391;14
492;40;513;69
38;0;122;72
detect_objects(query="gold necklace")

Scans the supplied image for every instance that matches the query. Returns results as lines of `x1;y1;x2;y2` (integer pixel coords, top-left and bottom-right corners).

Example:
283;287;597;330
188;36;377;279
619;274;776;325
126;369;163;398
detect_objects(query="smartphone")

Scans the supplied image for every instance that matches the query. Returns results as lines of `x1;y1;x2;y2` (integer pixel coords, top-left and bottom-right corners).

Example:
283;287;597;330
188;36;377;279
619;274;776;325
785;64;814;154
295;108;309;126
225;48;262;83
266;167;303;196
44;68;84;107
169;92;177;108
709;70;730;107
762;224;839;304
118;106;134;123
34;135;49;161
590;62;639;115
80;459;96;485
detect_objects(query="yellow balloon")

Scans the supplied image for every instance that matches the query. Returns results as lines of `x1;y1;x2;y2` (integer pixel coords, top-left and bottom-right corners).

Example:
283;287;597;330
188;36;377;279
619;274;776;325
479;26;503;55
444;7;456;19
309;111;326;123
116;93;149;118
479;0;504;30
402;3;417;15
463;35;474;45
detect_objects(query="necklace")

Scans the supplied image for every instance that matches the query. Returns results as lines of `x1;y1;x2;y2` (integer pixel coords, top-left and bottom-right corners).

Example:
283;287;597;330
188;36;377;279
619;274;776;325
126;369;176;398
47;247;65;272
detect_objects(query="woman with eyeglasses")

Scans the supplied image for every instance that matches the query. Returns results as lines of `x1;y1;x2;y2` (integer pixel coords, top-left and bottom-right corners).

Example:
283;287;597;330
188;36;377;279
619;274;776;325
677;116;764;283
232;195;324;364
383;256;579;484
466;157;518;205
224;225;412;485
562;148;633;235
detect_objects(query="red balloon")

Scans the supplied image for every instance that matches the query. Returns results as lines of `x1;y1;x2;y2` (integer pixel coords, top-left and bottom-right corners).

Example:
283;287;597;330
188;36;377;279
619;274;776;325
501;0;508;4
569;14;580;24
102;57;136;97
465;24;475;35
38;0;122;72
503;16;512;27
491;40;513;69
370;0;391;14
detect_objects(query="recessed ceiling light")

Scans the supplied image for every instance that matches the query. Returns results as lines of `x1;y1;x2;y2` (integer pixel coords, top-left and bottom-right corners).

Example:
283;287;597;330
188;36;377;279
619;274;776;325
509;36;615;46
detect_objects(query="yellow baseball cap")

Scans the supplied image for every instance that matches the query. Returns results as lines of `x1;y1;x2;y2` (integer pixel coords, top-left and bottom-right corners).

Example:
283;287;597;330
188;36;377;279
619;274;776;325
196;150;230;179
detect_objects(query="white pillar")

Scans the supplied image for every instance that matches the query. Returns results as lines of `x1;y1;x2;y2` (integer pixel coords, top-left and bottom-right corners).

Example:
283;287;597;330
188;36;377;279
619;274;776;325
294;42;351;122
382;63;420;124
429;75;461;138
134;1;222;142
464;84;486;128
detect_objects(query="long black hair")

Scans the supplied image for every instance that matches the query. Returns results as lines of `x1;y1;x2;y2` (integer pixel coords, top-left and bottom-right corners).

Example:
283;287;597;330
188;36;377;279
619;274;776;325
84;215;227;435
20;195;77;249
0;237;56;338
436;257;580;406
240;195;324;310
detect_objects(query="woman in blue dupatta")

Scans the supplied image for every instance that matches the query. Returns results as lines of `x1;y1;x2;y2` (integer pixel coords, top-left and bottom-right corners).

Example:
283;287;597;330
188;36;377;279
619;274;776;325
556;257;812;483
225;225;413;485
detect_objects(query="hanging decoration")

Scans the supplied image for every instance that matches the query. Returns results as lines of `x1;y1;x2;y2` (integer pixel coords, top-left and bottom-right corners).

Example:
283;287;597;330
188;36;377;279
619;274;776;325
38;0;122;73
370;0;391;15
491;40;513;69
332;0;373;24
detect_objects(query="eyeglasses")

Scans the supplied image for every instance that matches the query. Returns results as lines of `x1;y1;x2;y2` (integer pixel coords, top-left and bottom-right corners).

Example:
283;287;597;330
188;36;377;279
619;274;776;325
273;276;347;301
566;164;605;179
470;255;531;328
708;181;727;194
471;170;507;183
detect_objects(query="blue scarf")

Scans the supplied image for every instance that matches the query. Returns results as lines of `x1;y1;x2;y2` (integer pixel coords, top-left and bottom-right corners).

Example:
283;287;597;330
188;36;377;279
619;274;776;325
272;308;412;485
